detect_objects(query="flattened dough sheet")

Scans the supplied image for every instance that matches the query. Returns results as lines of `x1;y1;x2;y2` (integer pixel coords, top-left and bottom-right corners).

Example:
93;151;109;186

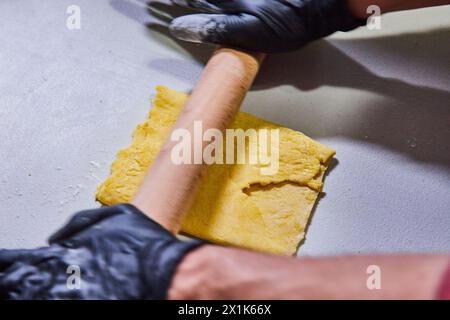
96;86;335;255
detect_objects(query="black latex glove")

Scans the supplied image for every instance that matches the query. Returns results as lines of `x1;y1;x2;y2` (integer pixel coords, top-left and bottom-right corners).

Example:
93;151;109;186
168;0;366;53
0;204;204;299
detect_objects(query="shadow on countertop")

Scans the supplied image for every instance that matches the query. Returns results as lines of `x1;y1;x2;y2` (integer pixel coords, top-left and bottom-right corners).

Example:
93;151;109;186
110;0;214;63
110;0;450;170
252;30;450;170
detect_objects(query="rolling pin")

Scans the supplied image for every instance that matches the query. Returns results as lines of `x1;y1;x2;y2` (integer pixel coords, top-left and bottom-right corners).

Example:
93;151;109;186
132;48;265;234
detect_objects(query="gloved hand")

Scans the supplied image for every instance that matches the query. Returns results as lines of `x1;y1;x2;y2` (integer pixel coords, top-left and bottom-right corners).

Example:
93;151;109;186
168;0;366;53
0;204;204;299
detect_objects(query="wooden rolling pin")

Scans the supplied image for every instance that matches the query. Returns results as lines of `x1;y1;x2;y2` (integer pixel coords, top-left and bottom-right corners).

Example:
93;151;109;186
132;48;265;234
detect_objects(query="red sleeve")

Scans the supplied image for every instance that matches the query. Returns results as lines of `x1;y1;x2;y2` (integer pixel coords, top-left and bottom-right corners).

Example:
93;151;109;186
436;262;450;300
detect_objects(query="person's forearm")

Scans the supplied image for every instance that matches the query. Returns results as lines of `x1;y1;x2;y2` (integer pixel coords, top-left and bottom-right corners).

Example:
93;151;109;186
347;0;450;19
168;246;449;299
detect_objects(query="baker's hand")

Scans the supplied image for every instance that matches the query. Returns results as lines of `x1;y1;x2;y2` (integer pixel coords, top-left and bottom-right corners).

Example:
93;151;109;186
168;0;365;53
0;204;203;299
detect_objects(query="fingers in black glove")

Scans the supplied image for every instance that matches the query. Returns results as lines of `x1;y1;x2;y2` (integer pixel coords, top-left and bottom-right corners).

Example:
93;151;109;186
168;0;366;53
0;204;204;300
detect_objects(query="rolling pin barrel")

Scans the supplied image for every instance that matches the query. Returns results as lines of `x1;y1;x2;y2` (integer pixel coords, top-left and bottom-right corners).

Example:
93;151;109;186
132;48;265;233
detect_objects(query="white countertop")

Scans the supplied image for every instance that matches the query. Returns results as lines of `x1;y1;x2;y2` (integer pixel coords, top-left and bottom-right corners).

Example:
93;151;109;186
1;0;449;256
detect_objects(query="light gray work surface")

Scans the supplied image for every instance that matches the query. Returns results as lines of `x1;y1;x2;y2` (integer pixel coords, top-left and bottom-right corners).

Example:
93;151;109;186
0;1;449;255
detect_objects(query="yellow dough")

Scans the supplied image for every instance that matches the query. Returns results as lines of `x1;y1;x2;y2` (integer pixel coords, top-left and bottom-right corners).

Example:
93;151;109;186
96;86;335;255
